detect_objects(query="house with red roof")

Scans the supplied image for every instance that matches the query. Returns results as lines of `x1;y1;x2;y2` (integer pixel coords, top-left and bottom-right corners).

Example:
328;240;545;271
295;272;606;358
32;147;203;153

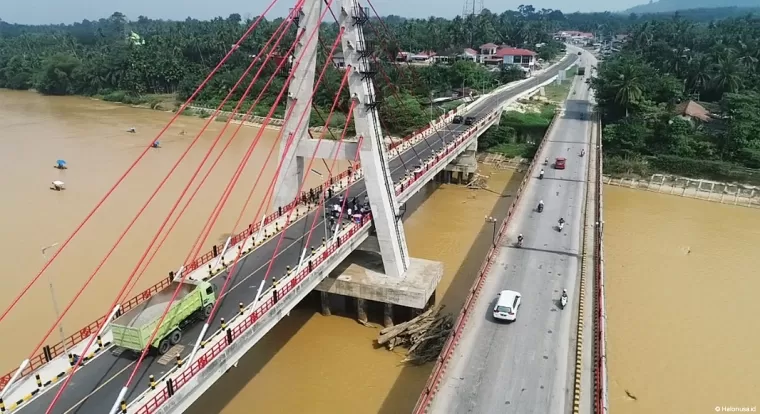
475;43;537;68
459;48;479;62
497;47;537;70
479;43;499;56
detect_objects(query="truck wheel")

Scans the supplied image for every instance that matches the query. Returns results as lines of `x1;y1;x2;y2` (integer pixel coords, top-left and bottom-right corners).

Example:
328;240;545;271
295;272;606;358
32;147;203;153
158;339;171;355
169;329;182;345
203;304;213;318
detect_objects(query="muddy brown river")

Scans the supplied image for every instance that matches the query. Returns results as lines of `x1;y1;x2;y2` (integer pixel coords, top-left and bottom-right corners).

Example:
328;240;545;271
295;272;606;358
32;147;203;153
0;90;522;413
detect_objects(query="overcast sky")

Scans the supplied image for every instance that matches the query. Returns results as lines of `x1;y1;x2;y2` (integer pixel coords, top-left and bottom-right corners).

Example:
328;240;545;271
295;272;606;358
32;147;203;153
2;0;639;25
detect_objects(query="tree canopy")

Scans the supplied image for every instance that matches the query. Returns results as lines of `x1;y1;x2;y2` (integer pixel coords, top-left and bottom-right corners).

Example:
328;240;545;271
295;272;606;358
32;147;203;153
592;14;760;182
0;8;572;136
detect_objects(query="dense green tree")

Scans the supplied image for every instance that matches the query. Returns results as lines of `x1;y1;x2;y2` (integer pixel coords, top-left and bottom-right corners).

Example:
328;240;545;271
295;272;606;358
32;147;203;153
0;7;576;137
592;14;760;180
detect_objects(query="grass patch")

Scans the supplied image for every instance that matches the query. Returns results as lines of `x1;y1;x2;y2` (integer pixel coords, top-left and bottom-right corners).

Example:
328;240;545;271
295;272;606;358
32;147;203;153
488;142;537;158
542;66;578;102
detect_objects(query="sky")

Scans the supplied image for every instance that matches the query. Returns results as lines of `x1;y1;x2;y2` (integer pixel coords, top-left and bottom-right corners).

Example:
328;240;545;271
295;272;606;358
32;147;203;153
1;0;642;25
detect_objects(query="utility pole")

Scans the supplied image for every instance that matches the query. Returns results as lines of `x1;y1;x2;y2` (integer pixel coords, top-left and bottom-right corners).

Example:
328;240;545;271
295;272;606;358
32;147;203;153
42;242;69;356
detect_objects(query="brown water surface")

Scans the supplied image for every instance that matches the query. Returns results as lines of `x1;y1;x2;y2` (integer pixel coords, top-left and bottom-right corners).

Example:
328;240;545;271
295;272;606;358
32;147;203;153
605;186;760;413
0;90;520;413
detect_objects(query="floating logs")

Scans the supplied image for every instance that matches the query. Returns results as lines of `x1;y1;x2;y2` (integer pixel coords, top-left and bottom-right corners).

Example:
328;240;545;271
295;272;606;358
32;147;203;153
376;306;454;365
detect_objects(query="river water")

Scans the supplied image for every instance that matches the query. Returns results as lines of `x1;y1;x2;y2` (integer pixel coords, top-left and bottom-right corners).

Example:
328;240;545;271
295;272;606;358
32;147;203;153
604;186;760;413
0;90;521;413
5;90;756;414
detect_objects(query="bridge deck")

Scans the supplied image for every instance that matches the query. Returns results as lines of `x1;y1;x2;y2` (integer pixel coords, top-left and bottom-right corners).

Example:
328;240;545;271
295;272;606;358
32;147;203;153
427;61;594;413
14;55;575;414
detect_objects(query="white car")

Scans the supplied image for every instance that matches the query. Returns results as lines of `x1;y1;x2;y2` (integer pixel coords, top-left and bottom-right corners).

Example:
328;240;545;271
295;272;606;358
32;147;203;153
493;290;521;321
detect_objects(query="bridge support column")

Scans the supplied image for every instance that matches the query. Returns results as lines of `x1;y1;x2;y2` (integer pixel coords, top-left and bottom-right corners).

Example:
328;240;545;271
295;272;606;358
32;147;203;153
339;0;409;279
445;137;478;184
273;0;323;208
320;291;331;316
383;303;394;328
357;298;368;324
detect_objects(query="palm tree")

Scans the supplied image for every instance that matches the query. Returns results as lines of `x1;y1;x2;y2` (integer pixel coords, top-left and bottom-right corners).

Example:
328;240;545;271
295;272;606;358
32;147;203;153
610;64;644;117
711;57;744;95
685;54;711;97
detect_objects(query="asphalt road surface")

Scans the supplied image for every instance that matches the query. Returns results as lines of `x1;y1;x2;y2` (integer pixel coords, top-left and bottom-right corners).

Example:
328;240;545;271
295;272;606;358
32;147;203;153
428;57;595;414
20;54;576;414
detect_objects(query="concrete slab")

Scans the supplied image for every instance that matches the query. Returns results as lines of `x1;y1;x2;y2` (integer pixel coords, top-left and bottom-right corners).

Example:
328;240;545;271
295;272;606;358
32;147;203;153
315;250;442;309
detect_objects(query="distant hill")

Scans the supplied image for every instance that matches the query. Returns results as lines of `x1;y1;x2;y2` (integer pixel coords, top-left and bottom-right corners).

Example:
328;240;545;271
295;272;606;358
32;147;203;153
623;0;760;14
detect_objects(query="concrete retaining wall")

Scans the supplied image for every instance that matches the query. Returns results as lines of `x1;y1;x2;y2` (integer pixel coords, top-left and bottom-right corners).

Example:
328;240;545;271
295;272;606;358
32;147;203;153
603;174;760;208
594;116;609;414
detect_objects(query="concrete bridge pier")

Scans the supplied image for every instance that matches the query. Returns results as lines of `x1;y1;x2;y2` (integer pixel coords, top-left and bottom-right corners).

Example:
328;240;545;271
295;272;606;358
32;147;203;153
314;0;443;328
444;138;477;184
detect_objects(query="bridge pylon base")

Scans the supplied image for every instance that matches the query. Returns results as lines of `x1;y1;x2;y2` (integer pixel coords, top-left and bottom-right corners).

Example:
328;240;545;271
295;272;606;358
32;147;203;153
314;250;442;311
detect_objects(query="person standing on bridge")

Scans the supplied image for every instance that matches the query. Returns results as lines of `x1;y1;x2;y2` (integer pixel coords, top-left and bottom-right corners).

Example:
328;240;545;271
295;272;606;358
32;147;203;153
272;277;279;304
328;216;336;235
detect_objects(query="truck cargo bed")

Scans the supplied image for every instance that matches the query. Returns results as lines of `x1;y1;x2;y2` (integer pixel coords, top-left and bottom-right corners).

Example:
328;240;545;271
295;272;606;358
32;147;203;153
114;282;195;328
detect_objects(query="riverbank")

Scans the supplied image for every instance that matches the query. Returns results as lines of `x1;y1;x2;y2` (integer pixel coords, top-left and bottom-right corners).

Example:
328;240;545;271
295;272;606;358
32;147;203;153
603;173;760;208
605;185;760;414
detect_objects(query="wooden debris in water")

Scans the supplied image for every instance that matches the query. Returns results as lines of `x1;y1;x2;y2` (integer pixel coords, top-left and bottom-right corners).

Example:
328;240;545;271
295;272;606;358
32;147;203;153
467;173;489;189
376;306;454;365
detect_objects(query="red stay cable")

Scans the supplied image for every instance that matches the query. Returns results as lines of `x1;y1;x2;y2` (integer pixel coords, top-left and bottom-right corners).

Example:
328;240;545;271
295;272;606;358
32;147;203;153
188;26;346;277
43;15;291;414
0;1;279;325
120;3;303;305
203;45;350;332
117;2;336;395
258;78;355;291
184;15;306;265
27;11;285;372
302;101;358;252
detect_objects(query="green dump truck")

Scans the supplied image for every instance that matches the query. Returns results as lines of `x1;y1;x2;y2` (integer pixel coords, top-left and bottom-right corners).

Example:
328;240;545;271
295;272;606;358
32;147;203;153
110;281;216;354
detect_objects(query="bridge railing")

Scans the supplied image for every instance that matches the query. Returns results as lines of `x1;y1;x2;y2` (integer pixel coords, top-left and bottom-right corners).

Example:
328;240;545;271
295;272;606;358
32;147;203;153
387;108;459;152
593;115;609;414
130;214;372;414
412;108;562;413
393;111;500;196
127;109;503;413
0;98;489;394
0;168;356;391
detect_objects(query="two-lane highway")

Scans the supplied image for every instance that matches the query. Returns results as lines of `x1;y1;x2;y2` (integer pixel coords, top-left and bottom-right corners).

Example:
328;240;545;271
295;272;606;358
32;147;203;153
18;54;577;413
428;51;595;414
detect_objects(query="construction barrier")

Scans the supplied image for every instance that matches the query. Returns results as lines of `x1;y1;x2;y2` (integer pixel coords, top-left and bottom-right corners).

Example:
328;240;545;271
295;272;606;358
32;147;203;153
593;114;609;414
412;108;563;413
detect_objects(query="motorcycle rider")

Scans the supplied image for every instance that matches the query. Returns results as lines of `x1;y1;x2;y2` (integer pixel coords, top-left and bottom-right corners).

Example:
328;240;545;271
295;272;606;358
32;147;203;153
580;148;586;157
517;233;524;245
561;289;568;300
543;157;549;165
538;199;544;212
558;217;565;230
539;169;545;179
561;289;568;307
